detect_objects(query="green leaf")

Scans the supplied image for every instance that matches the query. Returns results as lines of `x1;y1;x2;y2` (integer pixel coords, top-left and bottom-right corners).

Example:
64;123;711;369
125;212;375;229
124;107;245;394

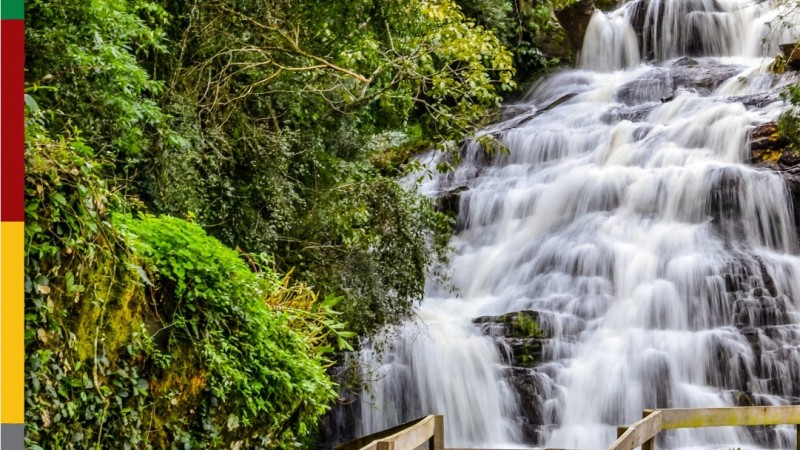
24;94;41;113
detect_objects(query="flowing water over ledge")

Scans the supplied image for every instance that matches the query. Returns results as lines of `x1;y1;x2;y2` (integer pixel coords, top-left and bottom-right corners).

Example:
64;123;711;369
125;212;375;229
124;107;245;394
345;0;800;448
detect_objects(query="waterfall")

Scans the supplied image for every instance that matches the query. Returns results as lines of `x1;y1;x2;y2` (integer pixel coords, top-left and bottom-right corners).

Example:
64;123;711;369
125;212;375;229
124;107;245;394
355;0;800;448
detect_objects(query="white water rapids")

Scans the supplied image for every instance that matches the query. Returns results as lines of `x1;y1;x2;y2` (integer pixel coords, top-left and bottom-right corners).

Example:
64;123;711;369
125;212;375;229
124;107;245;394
355;0;800;448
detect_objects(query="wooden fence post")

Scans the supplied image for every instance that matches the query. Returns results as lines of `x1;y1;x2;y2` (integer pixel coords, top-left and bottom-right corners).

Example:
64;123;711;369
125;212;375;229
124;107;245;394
430;415;444;450
642;410;655;450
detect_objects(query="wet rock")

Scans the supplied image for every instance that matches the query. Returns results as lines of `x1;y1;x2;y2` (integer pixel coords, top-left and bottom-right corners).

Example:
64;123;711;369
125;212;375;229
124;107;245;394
670;64;745;94
638;352;674;408
533;12;573;59
504;367;548;442
555;0;597;54
733;294;791;329
628;0;648;41
474;310;549;368
728;92;782;109
747;122;800;235
615;69;673;105
512;93;579;129
601;103;658;123
673;57;699;67
749;122;791;167
614;63;742;105
706;333;750;392
780;43;800;71
505;338;546;368
629;0;725;60
741;327;761;359
781;170;800;236
436;185;468;217
474;310;547;338
501;104;534;121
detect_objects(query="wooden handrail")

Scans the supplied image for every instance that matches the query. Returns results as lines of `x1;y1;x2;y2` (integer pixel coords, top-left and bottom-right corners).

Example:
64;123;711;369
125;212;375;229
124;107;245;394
609;406;800;450
335;415;444;450
657;405;800;429
336;406;800;450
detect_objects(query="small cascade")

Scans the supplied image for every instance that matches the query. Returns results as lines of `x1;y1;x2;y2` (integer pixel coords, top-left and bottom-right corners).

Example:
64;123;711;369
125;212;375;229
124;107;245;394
349;0;800;449
581;9;641;71
358;319;521;447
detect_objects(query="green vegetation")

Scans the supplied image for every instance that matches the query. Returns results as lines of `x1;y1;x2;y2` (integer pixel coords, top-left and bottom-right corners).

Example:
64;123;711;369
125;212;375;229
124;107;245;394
513;313;547;339
457;0;579;80
24;125;343;448
779;83;800;151
23;0;571;447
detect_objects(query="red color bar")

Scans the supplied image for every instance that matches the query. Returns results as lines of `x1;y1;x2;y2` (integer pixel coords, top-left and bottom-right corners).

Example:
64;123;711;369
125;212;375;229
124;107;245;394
2;20;25;222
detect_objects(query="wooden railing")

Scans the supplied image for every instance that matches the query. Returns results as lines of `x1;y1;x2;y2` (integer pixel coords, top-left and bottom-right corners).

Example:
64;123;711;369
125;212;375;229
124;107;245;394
610;406;800;450
335;415;444;450
335;406;800;450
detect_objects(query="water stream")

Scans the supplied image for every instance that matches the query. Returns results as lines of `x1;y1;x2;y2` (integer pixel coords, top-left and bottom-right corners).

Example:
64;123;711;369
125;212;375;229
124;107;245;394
355;0;800;448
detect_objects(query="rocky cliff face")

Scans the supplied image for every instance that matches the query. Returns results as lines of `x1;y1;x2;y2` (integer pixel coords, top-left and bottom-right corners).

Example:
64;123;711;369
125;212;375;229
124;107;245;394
749;121;800;249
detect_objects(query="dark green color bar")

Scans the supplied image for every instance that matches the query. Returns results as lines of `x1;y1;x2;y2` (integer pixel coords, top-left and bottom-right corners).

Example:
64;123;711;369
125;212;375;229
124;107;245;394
1;0;24;20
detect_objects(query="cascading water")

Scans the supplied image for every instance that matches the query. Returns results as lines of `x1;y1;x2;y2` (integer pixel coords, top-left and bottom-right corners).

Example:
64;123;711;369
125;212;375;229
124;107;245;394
353;0;800;448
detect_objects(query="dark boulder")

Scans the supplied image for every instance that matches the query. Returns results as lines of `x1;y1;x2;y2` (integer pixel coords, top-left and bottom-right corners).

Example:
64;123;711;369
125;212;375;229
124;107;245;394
749;122;792;167
614;63;746;106
670;64;745;94
615;68;673;105
672;57;700;67
601;103;658;123
555;0;598;55
728;92;782;109
780;43;800;71
504;367;550;442
435;185;469;217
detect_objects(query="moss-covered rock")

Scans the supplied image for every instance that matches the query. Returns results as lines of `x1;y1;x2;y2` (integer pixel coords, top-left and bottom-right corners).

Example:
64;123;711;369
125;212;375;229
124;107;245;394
474;310;548;368
750;122;794;167
532;12;573;58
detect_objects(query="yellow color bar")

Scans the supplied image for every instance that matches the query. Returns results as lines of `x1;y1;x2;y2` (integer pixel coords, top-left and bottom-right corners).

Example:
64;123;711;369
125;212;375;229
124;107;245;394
2;221;24;423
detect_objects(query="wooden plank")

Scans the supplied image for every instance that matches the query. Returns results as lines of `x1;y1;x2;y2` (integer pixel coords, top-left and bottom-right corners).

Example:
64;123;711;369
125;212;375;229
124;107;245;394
659;406;800;429
608;427;635;450
630;410;662;448
378;415;436;450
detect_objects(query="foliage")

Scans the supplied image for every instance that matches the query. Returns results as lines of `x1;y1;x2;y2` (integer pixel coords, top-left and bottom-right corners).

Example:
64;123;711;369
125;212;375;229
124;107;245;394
165;0;515;141
25;0;169;158
23;0;530;446
25;0;487;336
119;215;339;448
288;166;453;335
24;111;342;448
25;115;158;450
457;0;579;79
779;83;800;151
514;314;546;338
136;0;488;333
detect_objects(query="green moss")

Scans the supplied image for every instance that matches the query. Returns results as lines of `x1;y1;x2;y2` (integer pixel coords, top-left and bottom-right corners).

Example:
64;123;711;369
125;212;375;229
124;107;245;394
500;311;547;338
70;256;146;363
515;313;546;338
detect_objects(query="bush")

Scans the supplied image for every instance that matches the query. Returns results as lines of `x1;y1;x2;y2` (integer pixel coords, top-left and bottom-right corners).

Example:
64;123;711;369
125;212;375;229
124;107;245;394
25;120;341;449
